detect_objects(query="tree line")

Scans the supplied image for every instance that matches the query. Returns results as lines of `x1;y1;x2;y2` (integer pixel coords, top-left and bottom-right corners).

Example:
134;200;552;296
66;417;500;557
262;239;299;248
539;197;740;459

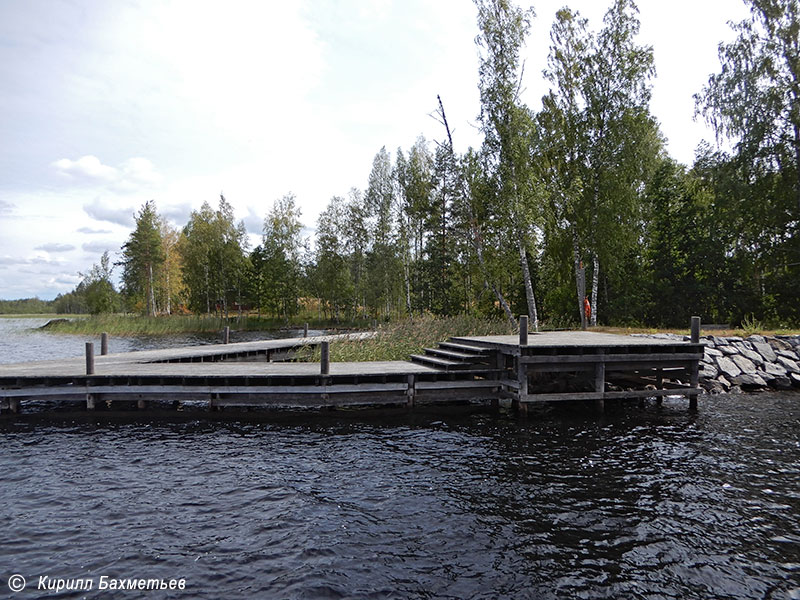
47;0;800;328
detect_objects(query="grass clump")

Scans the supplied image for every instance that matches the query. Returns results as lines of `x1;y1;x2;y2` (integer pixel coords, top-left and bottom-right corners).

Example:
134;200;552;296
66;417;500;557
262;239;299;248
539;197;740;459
318;314;513;362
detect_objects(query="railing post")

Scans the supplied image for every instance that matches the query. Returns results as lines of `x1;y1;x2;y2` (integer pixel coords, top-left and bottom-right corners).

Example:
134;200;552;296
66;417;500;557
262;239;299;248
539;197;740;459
304;322;309;338
519;315;528;346
320;341;330;376
85;342;95;375
101;332;109;356
223;326;230;344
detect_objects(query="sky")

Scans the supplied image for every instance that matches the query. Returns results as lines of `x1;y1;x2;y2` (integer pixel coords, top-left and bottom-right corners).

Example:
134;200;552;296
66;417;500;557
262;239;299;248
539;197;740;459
0;0;750;300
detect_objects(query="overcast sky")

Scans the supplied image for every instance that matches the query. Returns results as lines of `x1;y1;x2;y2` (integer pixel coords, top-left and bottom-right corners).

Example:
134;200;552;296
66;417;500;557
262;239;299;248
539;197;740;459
0;0;749;300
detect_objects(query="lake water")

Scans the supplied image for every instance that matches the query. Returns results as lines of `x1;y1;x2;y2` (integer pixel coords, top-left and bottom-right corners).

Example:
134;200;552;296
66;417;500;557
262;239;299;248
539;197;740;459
1;319;799;599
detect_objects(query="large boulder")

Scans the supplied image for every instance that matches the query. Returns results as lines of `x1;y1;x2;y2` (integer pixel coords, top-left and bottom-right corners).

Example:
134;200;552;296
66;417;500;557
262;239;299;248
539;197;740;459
700;362;719;379
777;356;800;374
763;362;788;377
738;347;764;366
732;354;758;375
731;373;767;389
716;356;742;379
752;341;777;363
769;337;793;352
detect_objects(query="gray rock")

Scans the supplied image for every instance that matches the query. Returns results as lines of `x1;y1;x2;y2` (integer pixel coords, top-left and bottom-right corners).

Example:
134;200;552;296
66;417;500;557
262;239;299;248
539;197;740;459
717;375;731;390
704;347;723;358
777;356;800;374
738;348;764;365
731;373;767;388
769;337;793;351
747;334;767;345
716;356;742;379
720;346;739;355
711;336;729;346
791;372;800;386
728;336;743;343
700;362;719;379
763;362;788;377
732;354;758;374
771;376;793;390
777;349;800;360
752;341;777;363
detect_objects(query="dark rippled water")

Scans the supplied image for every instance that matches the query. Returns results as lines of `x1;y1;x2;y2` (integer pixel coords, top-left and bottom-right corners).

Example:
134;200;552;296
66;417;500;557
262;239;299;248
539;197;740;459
2;394;799;599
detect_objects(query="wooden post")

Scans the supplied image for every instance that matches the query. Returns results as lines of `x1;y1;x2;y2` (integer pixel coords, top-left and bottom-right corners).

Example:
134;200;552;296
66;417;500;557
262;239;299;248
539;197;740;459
85;342;95;375
595;358;605;412
320;341;330;375
690;316;700;344
690;316;700;410
516;357;528;416
304;322;309;338
137;397;147;409
86;393;95;411
519;315;528;346
223;326;230;344
406;374;416;408
101;332;109;356
9;398;20;414
656;369;664;406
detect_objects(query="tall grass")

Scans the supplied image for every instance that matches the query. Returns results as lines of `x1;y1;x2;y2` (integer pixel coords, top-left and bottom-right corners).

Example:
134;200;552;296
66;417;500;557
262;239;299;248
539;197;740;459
317;315;513;362
41;314;370;336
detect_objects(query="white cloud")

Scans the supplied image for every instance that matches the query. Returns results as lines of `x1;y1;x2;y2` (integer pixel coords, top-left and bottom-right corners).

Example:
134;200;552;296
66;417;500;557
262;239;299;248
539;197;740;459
53;155;117;182
82;240;120;254
83;198;135;227
35;243;75;253
77;226;112;234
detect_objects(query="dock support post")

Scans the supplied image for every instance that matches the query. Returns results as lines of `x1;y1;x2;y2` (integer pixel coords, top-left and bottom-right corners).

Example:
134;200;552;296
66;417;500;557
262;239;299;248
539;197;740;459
9;398;20;414
516;358;528;416
407;374;416;408
101;332;109;356
690;317;700;410
595;360;605;412
656;370;664;406
519;315;528;346
85;342;95;375
320;341;330;375
86;394;95;411
304;323;309;338
137;398;147;410
223;326;230;344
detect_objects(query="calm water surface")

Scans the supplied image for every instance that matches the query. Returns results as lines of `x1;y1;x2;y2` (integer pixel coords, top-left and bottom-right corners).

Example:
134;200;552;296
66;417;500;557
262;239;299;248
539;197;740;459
0;320;799;599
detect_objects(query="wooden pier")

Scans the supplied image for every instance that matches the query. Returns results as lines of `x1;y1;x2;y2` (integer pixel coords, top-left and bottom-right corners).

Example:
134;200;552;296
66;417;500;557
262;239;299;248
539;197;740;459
0;322;704;415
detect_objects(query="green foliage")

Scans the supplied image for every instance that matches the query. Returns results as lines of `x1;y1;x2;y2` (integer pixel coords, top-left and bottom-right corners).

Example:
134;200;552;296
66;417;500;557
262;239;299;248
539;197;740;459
181;195;249;315
0;297;55;314
119;201;164;315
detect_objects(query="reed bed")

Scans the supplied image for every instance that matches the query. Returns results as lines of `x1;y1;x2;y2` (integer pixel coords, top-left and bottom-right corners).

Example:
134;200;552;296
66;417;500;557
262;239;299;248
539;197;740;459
40;314;370;336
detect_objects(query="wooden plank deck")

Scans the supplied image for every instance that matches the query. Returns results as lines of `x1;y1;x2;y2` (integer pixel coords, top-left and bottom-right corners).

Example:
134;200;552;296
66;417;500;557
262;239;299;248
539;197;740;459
0;328;704;414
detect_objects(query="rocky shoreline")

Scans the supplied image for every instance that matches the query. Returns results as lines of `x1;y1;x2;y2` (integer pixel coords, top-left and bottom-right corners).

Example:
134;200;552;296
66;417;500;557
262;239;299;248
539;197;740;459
630;333;800;394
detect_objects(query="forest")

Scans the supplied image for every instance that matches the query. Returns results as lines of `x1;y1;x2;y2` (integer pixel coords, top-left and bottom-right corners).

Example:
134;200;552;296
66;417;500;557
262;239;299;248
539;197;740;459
17;0;800;329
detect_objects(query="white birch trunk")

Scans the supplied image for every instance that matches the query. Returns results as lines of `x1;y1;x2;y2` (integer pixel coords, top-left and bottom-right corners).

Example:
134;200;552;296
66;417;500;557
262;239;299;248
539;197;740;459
590;253;599;327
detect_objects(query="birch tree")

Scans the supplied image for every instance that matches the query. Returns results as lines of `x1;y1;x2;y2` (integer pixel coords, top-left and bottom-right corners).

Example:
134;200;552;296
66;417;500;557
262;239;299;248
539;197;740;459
474;0;541;330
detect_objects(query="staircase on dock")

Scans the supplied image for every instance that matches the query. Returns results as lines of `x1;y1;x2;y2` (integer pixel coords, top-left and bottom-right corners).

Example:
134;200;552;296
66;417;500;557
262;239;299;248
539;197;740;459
409;340;494;371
